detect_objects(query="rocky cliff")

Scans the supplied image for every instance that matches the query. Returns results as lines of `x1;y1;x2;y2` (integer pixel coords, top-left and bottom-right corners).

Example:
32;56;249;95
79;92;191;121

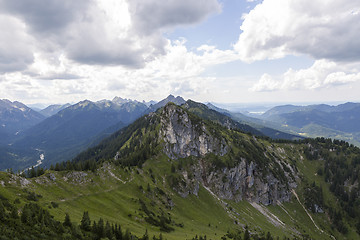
159;103;298;205
160;103;228;159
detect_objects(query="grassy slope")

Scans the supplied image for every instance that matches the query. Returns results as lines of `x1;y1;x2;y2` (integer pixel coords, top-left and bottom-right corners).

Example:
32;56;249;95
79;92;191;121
0;145;352;240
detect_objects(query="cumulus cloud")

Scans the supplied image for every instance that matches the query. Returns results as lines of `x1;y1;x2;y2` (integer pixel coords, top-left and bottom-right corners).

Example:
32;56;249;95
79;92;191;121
0;0;221;69
0;38;232;103
0;0;90;34
250;59;360;92
128;0;221;34
0;15;34;72
235;0;360;63
249;74;280;92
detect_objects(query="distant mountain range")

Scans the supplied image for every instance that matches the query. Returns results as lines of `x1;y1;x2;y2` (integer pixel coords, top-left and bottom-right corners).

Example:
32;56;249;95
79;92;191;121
9;96;356;171
255;102;360;145
0;99;45;143
1;96;187;170
10;99;149;169
39;103;71;117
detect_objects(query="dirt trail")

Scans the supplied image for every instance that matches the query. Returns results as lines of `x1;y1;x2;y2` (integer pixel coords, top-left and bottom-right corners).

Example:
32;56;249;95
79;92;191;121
250;202;285;227
292;190;335;240
203;186;241;223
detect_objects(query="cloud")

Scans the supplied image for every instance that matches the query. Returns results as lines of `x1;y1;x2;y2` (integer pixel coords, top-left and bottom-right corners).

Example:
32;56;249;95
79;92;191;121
323;72;360;86
0;38;232;103
0;0;221;69
249;74;280;92
0;15;34;72
0;0;90;34
234;0;360;63
36;73;82;80
128;0;221;34
250;59;360;91
0;0;232;103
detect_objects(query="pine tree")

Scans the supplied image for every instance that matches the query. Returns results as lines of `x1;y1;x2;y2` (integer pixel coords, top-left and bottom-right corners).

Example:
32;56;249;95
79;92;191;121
97;218;105;238
80;211;91;231
63;213;72;228
105;221;112;239
92;221;97;235
114;223;123;240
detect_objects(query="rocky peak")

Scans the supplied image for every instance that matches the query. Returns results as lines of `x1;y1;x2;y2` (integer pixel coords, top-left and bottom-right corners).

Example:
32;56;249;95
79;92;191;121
159;103;228;159
157;103;298;206
149;95;186;112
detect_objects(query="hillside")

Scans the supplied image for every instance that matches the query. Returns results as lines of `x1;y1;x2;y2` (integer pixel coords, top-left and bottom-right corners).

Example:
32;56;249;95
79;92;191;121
1;103;360;239
259;102;360;146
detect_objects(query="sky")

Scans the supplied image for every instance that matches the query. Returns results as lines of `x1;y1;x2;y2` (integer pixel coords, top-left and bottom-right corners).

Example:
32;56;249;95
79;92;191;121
0;0;360;105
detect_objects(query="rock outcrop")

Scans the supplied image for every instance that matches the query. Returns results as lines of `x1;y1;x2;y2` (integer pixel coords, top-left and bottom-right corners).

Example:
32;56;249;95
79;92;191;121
159;103;297;205
172;158;297;205
160;103;228;159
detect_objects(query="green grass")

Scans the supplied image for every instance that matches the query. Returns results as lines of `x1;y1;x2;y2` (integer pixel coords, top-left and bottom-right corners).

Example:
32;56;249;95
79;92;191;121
0;142;357;239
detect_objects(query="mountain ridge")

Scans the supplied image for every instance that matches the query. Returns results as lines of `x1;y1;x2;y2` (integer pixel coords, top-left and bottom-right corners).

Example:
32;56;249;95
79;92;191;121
2;102;360;239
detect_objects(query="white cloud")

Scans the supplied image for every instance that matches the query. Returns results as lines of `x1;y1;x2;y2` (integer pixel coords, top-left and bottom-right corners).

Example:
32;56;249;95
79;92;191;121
0;15;34;72
128;0;221;34
0;0;221;69
235;0;360;63
0;0;229;103
249;73;280;92
250;59;360;92
0;38;235;103
324;72;360;86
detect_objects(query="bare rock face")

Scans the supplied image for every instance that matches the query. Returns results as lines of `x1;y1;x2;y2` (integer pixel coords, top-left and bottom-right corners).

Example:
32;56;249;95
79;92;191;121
159;103;297;205
173;158;297;205
160;104;228;159
210;160;296;205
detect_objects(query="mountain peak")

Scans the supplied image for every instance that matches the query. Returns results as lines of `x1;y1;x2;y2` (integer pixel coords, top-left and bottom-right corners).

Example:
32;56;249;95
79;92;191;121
112;96;129;105
159;102;228;159
164;94;185;102
149;95;185;112
68;100;97;111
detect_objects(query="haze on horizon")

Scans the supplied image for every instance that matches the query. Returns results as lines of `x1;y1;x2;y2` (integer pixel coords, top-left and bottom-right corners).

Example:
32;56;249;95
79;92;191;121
0;0;360;105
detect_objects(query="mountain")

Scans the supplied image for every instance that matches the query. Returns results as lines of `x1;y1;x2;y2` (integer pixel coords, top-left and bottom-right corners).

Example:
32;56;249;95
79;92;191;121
10;99;148;170
39;103;71;117
1;102;360;239
0;95;181;171
184;100;263;135
260;103;359;118
206;102;232;114
260;102;360;145
1;97;301;171
148;94;185;112
112;96;130;105
0;99;45;142
206;102;302;140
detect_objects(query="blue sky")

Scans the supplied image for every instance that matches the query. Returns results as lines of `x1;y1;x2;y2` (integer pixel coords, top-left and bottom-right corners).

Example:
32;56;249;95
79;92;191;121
0;0;359;105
